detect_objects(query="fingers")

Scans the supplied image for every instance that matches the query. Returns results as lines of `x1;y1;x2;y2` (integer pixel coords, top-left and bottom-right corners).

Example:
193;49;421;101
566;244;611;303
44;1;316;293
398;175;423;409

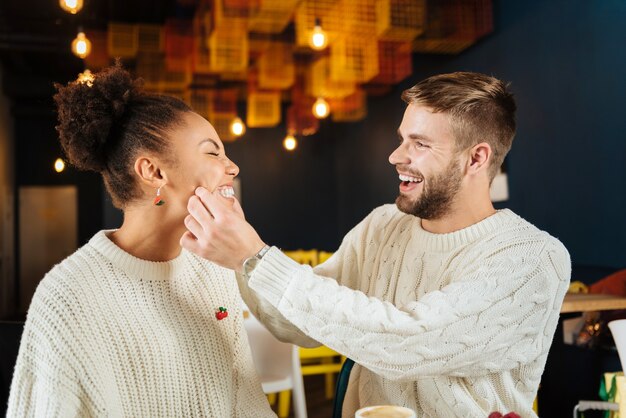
184;214;203;240
195;187;228;220
180;231;198;251
232;197;245;220
187;195;213;226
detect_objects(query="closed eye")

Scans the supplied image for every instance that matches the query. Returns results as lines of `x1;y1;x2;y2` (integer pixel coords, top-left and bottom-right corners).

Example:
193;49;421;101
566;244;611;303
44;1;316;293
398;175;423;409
198;138;223;156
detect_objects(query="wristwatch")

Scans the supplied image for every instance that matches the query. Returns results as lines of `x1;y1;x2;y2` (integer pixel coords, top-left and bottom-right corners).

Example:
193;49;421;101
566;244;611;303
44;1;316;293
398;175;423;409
242;244;271;277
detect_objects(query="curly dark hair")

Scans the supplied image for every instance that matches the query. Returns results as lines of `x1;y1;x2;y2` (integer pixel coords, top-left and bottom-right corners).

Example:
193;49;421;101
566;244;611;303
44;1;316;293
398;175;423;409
53;62;192;208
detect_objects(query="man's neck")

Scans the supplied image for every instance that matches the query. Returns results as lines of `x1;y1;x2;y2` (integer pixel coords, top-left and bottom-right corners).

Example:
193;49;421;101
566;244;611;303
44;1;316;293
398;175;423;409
421;199;497;234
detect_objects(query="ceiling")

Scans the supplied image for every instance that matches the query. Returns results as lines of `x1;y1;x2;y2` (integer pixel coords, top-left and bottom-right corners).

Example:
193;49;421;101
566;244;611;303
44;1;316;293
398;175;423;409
0;0;185;82
0;0;502;132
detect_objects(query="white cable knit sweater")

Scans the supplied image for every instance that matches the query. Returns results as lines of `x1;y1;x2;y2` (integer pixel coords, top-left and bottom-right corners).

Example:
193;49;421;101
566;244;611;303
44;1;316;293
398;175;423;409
240;205;571;418
8;230;275;418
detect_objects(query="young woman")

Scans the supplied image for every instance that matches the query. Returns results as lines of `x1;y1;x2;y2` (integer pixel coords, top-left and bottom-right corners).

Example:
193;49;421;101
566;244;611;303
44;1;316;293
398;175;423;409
7;64;275;417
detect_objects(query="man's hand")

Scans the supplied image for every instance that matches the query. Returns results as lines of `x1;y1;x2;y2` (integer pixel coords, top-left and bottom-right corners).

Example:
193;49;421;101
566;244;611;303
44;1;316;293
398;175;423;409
180;187;266;271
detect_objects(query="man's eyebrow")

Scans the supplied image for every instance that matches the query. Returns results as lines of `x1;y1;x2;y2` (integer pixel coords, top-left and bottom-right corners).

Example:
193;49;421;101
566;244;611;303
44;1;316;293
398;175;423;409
397;130;432;142
198;138;221;150
408;134;432;142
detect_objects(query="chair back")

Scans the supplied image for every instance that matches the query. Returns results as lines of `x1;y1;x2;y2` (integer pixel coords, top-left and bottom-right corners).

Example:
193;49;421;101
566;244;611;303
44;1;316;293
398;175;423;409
318;251;334;264
609;319;626;370
332;358;355;418
245;314;292;380
244;313;307;418
283;250;319;266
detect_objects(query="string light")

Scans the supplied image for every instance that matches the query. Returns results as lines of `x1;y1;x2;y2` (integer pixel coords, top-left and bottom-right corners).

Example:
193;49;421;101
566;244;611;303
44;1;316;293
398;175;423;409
71;31;91;59
54;158;66;173
283;134;297;151
309;18;328;51
312;97;330;119
230;117;246;137
59;0;83;14
76;69;94;86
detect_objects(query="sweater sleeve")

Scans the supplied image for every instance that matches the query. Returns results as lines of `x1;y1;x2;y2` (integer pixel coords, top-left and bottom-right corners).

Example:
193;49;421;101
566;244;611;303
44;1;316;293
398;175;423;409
235;214;368;348
235;271;320;348
247;236;571;381
7;278;88;418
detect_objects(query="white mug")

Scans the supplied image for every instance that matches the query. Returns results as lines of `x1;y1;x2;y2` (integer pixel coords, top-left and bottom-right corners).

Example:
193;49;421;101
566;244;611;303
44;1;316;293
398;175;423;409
355;405;416;418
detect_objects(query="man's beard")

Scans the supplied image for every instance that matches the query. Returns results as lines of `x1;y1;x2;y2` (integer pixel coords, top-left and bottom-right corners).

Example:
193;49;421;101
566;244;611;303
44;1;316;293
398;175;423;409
395;159;463;220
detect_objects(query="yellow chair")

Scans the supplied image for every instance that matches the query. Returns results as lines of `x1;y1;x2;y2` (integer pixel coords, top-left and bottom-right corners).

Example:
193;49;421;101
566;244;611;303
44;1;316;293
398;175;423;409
283;249;319;266
318;251;333;264
569;281;589;294
300;346;345;399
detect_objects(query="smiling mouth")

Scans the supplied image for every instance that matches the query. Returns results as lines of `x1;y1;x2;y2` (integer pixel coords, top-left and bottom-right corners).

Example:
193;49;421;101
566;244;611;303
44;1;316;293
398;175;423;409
217;186;235;198
398;173;423;188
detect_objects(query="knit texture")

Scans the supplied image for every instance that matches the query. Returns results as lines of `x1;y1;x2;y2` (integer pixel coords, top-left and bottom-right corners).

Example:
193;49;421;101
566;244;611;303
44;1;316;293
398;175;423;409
8;230;275;418
243;205;571;418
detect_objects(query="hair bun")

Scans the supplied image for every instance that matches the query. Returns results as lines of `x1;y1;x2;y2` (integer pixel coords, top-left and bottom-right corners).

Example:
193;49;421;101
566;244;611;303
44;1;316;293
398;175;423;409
54;63;140;172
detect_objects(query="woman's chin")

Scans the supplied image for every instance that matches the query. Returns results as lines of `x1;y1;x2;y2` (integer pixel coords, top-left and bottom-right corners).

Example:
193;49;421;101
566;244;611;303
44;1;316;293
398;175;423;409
221;196;236;207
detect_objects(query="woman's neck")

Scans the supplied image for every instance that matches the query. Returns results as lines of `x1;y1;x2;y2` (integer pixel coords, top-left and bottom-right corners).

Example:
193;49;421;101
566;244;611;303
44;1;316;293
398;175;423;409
109;205;186;262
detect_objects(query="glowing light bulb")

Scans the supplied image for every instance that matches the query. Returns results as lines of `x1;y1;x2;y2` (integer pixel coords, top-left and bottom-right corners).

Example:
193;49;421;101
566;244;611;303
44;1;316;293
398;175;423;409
71;31;91;59
54;158;65;173
77;69;94;86
59;0;83;14
230;117;246;137
309;19;328;51
312;97;330;119
283;135;297;151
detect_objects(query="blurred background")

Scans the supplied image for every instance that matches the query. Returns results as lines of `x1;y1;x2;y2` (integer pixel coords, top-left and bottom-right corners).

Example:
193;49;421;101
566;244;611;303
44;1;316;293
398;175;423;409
1;0;625;416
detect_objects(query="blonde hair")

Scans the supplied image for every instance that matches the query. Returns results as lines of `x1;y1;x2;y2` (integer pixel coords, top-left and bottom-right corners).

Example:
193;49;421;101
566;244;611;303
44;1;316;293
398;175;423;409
402;72;516;180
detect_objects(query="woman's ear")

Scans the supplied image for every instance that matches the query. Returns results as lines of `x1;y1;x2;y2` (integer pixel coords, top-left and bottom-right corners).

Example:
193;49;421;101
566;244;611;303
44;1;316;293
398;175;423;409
134;155;168;188
467;142;492;176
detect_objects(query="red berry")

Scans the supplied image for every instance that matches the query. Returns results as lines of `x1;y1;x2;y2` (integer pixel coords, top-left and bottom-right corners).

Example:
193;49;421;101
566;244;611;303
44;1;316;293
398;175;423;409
488;413;503;418
503;413;520;418
216;311;228;320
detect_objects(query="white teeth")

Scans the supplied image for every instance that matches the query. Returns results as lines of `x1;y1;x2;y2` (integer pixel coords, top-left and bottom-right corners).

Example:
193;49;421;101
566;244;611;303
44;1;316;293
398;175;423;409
218;187;235;198
399;174;421;183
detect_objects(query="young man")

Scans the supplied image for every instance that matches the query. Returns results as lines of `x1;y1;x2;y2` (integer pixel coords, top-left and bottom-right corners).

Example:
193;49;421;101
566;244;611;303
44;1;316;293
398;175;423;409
181;72;571;417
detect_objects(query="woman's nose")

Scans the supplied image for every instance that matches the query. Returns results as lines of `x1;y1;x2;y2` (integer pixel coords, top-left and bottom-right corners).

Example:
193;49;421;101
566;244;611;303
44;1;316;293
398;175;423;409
226;158;239;177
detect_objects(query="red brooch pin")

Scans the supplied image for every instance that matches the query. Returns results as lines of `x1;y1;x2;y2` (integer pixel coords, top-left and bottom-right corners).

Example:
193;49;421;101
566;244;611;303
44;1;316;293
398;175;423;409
215;307;228;320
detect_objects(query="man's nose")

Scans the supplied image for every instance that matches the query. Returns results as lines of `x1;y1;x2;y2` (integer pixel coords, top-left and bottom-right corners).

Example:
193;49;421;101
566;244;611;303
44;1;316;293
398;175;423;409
389;144;409;165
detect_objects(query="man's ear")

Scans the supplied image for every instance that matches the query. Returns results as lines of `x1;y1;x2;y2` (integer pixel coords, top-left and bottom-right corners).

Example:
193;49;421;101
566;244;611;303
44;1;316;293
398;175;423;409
466;142;492;176
134;155;168;188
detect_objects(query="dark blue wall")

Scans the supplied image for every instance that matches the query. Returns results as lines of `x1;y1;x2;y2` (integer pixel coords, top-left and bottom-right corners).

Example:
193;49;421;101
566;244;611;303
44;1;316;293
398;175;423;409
217;0;626;268
481;0;626;268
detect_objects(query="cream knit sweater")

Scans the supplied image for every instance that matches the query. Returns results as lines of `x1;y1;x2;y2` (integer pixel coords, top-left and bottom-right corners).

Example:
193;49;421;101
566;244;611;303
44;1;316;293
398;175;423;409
240;205;571;418
8;231;275;418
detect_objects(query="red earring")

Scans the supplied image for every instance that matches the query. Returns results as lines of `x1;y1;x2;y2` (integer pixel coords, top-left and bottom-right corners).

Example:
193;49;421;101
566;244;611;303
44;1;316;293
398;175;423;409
153;187;165;206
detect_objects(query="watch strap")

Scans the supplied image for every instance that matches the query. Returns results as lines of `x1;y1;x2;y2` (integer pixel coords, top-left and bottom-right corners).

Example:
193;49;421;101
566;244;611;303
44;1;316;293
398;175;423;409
255;244;271;260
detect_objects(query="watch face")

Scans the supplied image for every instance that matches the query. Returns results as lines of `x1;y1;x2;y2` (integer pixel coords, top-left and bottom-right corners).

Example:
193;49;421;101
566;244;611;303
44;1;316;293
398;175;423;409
243;256;260;275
